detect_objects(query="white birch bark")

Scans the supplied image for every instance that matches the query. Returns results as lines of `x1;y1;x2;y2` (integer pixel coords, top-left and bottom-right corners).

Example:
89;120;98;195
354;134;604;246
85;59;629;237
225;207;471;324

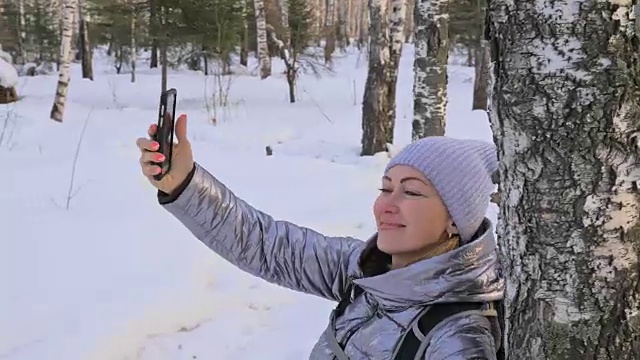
412;0;449;140
50;0;77;122
361;0;405;156
389;0;406;67
404;0;414;42
488;0;640;358
278;0;289;42
253;0;271;79
361;0;390;155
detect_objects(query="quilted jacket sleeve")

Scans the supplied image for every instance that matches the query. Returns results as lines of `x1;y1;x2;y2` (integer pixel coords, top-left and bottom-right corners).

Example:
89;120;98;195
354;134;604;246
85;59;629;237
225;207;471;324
424;314;497;360
160;162;365;302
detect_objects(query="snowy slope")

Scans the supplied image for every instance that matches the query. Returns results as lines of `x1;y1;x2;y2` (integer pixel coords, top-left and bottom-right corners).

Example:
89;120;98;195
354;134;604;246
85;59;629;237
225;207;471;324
0;45;495;360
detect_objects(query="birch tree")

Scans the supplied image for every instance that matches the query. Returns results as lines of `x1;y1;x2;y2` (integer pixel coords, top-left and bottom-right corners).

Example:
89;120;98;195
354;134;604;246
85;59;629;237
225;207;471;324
336;0;347;49
78;0;93;80
240;0;249;66
361;0;406;155
488;1;640;358
471;0;488;110
129;2;136;83
278;0;289;43
50;0;77;123
323;0;335;64
51;0;62;69
17;0;27;64
357;1;367;48
254;0;271;79
412;0;449;140
149;0;158;68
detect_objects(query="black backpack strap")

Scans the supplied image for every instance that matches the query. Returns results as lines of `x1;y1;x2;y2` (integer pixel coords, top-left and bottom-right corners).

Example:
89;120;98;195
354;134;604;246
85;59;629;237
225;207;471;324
394;302;494;360
327;280;366;358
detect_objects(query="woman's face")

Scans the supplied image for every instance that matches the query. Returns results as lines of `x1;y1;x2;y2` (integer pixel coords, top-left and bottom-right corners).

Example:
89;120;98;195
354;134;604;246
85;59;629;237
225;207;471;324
373;165;455;262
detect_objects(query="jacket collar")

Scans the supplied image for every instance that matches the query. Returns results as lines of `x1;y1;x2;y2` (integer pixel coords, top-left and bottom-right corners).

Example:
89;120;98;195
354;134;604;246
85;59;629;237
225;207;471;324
353;219;504;310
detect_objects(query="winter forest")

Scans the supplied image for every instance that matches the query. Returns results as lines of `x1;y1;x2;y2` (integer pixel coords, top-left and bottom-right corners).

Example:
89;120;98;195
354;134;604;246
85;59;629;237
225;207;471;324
0;0;639;359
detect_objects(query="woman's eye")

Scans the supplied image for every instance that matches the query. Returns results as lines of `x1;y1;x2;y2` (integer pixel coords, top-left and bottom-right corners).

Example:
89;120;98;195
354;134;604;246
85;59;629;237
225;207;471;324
378;188;392;193
404;190;422;197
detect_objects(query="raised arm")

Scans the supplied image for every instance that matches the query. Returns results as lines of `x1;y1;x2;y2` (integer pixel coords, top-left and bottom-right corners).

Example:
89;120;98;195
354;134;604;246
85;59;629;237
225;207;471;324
159;162;365;302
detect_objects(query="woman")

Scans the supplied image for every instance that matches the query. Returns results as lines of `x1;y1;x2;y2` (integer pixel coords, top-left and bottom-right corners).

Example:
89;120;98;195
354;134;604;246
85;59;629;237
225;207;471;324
136;114;505;360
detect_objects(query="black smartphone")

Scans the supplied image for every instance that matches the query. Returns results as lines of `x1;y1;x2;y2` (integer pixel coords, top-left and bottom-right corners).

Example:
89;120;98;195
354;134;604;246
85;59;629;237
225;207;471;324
153;88;177;181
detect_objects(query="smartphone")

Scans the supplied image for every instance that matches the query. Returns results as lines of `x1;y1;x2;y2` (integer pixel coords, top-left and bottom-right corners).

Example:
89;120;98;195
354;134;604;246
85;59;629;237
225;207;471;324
153;88;177;181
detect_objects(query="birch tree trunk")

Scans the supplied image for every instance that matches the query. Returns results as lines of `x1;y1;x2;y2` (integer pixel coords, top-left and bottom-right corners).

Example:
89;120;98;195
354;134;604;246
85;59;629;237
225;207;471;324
130;10;136;83
149;0;158;68
385;0;406;137
240;0;249;66
254;0;271;79
337;0;348;49
346;0;354;41
412;0;449;140
471;0;488;110
488;1;640;359
79;0;93;80
310;0;320;42
323;0;336;65
159;3;169;91
160;43;167;93
472;39;489;110
50;0;77;123
70;0;78;53
16;0;27;64
404;0;414;43
355;0;362;46
357;3;368;48
278;0;289;43
50;0;62;68
361;0;393;156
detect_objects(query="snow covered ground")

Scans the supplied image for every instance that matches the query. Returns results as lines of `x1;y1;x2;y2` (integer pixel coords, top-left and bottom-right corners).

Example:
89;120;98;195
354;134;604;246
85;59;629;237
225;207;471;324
0;45;495;360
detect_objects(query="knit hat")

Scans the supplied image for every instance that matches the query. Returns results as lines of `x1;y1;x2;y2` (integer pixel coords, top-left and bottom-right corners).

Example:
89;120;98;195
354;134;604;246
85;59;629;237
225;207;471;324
385;136;498;243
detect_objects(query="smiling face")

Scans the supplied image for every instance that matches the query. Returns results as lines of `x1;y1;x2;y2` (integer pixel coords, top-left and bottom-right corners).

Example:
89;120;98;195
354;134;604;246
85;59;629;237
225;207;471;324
373;165;458;267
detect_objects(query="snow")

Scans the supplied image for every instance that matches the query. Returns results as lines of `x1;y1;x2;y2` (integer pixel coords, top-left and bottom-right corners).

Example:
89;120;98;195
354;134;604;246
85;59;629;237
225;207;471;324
0;57;19;88
0;45;496;360
0;47;13;65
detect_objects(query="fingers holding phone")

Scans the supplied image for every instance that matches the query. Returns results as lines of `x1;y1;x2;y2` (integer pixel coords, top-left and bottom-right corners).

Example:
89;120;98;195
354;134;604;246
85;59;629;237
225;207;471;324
137;110;194;195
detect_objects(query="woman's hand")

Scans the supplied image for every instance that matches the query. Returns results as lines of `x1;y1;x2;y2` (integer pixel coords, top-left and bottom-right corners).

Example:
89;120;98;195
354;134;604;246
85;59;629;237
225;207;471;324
136;114;194;194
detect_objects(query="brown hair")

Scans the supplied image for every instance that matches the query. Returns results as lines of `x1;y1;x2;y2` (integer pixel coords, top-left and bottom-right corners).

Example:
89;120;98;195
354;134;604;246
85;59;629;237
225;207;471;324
357;235;460;277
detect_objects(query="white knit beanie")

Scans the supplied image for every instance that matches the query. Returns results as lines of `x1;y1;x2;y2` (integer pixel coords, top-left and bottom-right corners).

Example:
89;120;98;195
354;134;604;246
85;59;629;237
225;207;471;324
385;136;498;243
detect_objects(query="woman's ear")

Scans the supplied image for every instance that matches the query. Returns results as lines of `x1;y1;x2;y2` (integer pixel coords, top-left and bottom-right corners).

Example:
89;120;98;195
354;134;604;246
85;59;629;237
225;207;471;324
446;221;459;237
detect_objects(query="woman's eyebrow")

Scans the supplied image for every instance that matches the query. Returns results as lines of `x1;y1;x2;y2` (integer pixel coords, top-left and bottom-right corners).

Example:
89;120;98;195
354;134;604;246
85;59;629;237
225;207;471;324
382;175;429;186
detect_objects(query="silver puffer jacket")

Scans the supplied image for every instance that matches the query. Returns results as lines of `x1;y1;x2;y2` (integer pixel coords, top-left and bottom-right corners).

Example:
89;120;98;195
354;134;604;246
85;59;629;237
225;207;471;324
161;163;505;360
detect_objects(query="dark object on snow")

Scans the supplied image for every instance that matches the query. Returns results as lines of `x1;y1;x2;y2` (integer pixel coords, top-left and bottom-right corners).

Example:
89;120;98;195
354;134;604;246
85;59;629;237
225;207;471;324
265;145;273;156
0;85;18;104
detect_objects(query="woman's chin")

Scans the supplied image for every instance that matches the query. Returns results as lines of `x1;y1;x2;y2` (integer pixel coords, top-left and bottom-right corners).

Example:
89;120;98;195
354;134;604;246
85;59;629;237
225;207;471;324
376;235;402;255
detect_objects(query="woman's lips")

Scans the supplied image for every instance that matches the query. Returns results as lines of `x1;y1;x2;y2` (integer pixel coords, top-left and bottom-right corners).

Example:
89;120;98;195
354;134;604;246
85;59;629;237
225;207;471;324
378;222;406;230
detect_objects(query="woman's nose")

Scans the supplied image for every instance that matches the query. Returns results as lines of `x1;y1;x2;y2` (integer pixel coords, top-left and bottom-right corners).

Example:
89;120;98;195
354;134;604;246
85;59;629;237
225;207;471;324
379;194;400;213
